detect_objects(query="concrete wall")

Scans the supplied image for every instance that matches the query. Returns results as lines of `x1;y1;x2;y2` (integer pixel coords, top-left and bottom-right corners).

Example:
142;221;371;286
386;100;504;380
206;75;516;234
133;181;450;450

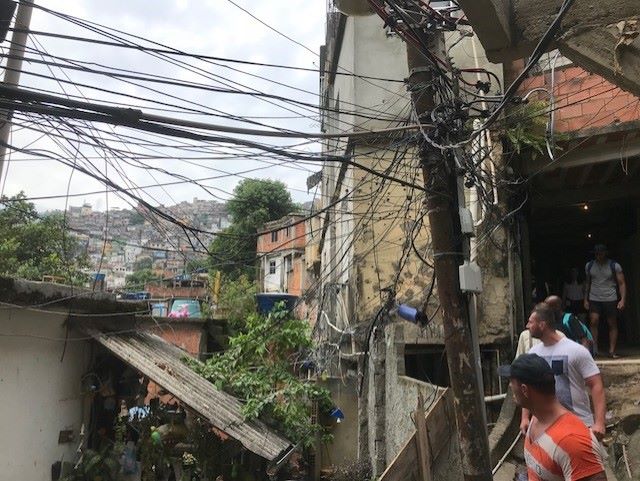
364;321;464;478
317;377;359;473
475;223;514;344
318;11;513;479
0;309;91;481
348;144;436;324
351;16;409;131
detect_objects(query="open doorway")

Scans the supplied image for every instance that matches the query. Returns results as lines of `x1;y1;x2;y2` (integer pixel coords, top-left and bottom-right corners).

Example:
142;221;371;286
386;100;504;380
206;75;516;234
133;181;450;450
526;157;640;349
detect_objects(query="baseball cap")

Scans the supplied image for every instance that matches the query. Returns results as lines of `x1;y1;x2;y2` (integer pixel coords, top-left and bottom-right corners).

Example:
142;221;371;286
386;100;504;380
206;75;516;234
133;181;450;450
498;353;555;387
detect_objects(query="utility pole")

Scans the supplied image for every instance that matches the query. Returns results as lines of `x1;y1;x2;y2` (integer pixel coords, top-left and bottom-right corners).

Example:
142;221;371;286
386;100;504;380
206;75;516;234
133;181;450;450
0;0;35;183
405;39;492;481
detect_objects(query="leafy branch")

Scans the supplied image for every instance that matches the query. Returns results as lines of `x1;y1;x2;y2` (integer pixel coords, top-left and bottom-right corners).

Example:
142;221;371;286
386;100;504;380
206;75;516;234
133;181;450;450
187;305;332;447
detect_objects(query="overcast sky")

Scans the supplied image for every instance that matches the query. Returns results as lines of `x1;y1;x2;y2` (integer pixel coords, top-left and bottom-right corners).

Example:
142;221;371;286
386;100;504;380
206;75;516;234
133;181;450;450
1;0;328;211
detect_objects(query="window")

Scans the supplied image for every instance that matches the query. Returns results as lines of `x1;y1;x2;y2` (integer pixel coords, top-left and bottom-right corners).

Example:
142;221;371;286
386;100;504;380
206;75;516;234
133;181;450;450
269;260;276;275
271;231;278;242
403;346;450;387
285;226;291;238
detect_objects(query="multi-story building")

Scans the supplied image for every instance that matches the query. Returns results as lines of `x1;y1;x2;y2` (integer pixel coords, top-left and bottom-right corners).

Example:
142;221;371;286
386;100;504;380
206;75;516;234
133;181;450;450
317;2;640;478
256;214;308;296
315;3;512;477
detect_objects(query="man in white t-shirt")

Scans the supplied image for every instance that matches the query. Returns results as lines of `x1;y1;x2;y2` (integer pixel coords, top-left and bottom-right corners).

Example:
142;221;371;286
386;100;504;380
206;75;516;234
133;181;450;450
520;303;606;440
515;326;564;357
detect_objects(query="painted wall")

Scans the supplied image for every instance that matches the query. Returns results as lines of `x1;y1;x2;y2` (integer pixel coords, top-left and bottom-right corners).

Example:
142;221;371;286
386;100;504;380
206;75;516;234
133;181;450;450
262;253;283;293
320;14;511;338
258;215;307;295
0;309;91;481
287;253;306;297
257;218;306;253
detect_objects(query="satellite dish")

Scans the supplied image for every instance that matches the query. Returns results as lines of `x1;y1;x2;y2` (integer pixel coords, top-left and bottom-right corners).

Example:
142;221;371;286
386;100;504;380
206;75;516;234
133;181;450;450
333;0;374;16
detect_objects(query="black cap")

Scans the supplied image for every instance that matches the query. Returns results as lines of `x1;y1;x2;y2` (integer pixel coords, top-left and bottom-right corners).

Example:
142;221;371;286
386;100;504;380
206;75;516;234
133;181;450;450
593;244;607;253
498;353;555;387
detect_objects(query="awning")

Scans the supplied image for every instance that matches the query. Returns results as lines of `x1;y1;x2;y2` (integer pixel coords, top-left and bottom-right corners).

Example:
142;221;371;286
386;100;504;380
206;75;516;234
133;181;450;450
87;329;293;462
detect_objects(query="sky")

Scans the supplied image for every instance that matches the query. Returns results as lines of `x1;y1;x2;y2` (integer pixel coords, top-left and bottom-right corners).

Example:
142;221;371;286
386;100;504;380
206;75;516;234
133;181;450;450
1;0;328;211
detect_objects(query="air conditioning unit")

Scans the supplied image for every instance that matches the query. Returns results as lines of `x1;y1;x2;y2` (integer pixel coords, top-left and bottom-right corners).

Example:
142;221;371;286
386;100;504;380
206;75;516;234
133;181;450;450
333;0;374;16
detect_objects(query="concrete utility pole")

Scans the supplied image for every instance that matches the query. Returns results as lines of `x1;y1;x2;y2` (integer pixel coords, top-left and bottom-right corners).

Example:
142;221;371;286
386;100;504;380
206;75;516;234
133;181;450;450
405;41;492;481
0;0;35;184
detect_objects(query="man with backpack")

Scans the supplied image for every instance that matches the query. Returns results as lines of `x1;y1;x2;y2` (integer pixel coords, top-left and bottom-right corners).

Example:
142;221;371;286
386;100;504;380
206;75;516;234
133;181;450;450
520;303;606;439
546;295;594;355
584;244;626;358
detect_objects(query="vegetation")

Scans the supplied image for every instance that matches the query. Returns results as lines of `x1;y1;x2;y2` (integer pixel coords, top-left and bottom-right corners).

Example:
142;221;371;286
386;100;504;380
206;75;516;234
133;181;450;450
216;275;257;331
185;257;208;274
60;448;121;481
0;192;89;285
132;257;153;271
188;305;332;447
125;268;160;290
503;100;565;159
208;179;297;279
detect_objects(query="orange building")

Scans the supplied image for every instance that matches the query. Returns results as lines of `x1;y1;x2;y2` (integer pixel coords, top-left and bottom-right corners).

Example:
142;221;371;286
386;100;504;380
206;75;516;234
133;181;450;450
256;213;308;296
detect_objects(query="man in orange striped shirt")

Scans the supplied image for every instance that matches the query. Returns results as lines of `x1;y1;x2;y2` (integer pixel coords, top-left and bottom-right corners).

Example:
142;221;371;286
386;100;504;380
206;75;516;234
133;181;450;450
499;354;607;481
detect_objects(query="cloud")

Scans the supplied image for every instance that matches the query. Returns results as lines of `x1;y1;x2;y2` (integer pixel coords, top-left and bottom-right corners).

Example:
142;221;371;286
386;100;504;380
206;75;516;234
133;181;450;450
3;0;326;212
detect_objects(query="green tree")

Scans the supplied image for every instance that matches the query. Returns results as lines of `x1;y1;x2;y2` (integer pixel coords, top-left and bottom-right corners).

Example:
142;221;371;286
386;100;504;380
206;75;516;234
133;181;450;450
185;256;209;274
227;178;297;228
188;305;332;446
125;268;160;290
133;257;153;271
216;275;257;332
209;179;297;279
0;192;89;284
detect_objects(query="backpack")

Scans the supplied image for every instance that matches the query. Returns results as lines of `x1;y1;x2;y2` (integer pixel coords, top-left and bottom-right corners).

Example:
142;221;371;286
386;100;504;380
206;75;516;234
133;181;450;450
561;312;593;349
586;259;619;300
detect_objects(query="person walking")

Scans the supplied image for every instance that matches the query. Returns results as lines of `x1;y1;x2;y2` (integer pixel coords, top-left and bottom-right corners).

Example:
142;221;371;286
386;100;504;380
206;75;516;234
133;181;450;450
500;353;608;481
563;267;585;316
584;244;626;358
520;303;606;440
546;295;594;355
515;323;565;357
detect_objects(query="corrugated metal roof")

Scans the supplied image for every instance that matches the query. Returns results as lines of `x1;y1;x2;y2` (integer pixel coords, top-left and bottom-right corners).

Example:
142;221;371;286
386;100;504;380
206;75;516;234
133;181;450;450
87;329;292;462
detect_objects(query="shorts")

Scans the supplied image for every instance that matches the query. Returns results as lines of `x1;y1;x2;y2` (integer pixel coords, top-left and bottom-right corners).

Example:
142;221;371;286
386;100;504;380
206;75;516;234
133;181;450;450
568;300;585;315
589;300;618;319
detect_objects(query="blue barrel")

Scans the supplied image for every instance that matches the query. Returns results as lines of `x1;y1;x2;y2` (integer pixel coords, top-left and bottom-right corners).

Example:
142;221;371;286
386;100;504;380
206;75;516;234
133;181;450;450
255;293;298;315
